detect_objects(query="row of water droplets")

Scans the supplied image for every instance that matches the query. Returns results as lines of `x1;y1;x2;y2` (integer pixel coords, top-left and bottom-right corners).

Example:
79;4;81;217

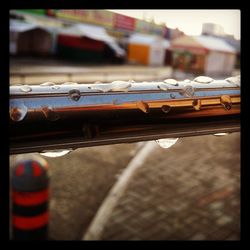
10;80;134;122
156;132;230;149
40;131;230;158
135;75;239;113
11;76;238;157
14;74;241;95
155;76;236;149
10;81;132;157
14;75;240;95
11;75;240;122
155;76;235;148
10;75;239;122
39;131;230;158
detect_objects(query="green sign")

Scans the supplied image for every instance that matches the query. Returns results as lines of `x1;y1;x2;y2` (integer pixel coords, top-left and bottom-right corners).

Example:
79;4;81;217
15;9;46;16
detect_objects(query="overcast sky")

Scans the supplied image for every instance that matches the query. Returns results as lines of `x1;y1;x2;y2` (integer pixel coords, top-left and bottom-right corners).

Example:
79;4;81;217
108;10;240;40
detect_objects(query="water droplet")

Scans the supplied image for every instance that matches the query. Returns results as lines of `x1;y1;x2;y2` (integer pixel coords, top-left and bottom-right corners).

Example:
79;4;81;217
20;85;32;92
89;84;110;92
220;95;232;110
40;82;55;86
90;81;132;92
192;99;202;111
52;85;61;89
213;133;229;137
62;82;78;85
164;79;179;86
110;81;132;92
155;138;179;149
40;149;72;158
158;83;169;91
170;93;176;99
136;101;149;113
161;105;171;114
10;101;28;121
225;75;240;86
69;89;81;101
42;106;60;121
182;85;194;97
193;76;213;83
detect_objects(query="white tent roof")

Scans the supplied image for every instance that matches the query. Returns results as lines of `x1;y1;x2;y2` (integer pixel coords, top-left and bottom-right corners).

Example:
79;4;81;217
10;19;56;34
128;33;170;49
128;33;161;45
163;39;170;49
10;19;39;32
59;23;125;56
194;36;236;53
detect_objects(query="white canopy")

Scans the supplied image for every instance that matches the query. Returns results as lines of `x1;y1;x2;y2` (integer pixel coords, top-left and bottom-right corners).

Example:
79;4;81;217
128;33;170;49
194;36;236;53
162;39;170;49
10;19;57;34
10;19;39;33
128;33;160;45
170;35;236;54
59;23;126;56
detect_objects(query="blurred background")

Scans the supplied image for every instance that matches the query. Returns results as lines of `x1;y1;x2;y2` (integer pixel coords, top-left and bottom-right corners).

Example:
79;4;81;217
9;9;240;240
10;9;240;84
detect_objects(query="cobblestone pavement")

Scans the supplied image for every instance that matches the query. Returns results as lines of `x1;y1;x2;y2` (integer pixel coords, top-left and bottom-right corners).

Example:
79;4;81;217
47;144;141;240
90;133;240;240
10;133;240;240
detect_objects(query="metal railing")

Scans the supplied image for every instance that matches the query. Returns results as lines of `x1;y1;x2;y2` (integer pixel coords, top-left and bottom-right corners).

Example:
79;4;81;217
10;75;240;154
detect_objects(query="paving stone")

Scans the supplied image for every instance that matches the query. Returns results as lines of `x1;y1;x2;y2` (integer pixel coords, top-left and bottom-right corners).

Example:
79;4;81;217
190;233;207;240
11;132;239;240
209;201;224;210
216;215;233;226
99;133;240;240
